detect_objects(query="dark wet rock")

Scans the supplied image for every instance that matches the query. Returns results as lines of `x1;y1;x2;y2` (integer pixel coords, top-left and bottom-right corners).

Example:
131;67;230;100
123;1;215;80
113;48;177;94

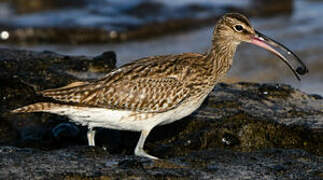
0;48;115;148
126;1;165;18
0;48;115;109
1;81;322;179
221;133;240;146
52;122;80;141
11;0;86;14
145;83;322;159
0;0;293;44
118;159;144;169
248;0;293;17
0;146;322;179
0;48;322;178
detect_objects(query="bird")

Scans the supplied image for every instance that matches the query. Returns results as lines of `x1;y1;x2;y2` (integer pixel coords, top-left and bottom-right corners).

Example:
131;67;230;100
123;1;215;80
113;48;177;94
11;13;308;160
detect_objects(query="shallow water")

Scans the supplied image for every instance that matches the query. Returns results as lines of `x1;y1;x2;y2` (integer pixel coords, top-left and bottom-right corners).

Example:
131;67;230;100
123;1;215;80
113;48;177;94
1;0;322;95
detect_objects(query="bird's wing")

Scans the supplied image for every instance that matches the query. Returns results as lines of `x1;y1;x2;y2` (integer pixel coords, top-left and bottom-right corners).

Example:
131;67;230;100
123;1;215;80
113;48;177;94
40;54;195;112
41;78;190;112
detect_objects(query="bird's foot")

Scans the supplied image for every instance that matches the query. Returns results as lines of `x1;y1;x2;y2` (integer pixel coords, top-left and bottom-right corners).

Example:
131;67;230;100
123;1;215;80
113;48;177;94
135;149;159;160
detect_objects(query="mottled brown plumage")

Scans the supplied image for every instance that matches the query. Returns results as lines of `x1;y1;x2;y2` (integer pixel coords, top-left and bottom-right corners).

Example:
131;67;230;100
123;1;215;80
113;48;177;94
11;13;307;159
40;53;211;112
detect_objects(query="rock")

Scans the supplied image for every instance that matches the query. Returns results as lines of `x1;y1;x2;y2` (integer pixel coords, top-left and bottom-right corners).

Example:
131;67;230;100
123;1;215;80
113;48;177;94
0;48;322;179
0;48;116;147
0;48;115;110
0;146;322;179
248;0;293;17
146;83;322;158
0;0;294;44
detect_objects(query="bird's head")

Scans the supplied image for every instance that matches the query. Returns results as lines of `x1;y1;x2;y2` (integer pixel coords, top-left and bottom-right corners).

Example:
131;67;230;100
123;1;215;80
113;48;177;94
214;13;308;80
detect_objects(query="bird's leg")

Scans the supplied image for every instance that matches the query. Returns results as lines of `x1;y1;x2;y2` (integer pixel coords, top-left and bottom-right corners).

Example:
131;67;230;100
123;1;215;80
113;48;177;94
134;129;158;160
87;128;96;146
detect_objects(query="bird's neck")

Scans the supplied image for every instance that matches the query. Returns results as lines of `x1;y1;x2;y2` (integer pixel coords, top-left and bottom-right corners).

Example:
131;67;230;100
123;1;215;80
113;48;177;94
207;36;239;82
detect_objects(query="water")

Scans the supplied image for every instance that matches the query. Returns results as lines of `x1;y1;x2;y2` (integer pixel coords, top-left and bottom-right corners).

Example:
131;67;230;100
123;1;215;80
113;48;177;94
0;0;322;95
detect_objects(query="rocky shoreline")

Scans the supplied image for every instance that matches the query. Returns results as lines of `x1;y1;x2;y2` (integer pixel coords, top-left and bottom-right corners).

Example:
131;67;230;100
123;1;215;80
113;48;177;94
0;48;322;179
0;146;321;179
0;0;293;44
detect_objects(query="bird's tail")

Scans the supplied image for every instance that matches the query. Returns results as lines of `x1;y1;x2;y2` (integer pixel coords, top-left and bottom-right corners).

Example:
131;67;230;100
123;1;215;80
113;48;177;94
11;102;64;113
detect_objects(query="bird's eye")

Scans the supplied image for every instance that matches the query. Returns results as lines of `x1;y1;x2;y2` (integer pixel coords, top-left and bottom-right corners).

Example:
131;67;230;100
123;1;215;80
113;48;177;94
234;25;244;32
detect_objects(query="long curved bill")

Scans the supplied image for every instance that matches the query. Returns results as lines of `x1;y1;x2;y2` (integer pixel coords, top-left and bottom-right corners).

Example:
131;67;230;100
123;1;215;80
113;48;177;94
250;30;308;81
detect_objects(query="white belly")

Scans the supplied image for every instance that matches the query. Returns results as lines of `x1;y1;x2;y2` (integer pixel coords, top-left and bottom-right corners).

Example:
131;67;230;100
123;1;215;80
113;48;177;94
46;95;207;131
49;107;152;131
158;96;206;125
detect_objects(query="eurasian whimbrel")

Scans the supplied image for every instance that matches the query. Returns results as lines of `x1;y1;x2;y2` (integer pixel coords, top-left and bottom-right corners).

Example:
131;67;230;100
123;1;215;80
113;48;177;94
11;13;308;159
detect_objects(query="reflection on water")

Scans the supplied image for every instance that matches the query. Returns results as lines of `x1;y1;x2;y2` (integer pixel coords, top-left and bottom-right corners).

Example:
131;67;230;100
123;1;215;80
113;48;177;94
0;0;322;95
